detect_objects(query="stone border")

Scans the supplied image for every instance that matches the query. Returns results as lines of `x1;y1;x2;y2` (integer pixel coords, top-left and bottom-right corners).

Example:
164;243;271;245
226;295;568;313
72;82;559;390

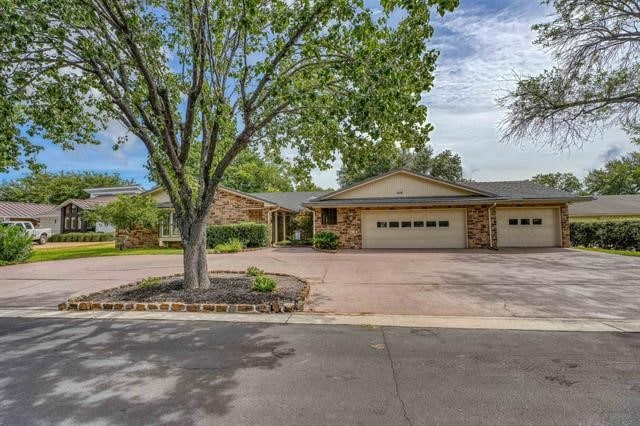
312;246;338;254
59;270;310;314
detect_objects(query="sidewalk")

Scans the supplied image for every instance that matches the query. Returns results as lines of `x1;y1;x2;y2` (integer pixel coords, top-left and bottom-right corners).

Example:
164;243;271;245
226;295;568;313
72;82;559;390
1;307;638;332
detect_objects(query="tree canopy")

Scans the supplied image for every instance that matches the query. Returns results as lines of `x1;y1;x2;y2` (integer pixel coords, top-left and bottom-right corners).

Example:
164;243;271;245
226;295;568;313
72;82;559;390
221;150;293;193
584;152;640;195
1;0;458;288
84;194;164;232
531;172;583;194
0;171;136;205
498;0;640;149
337;145;463;187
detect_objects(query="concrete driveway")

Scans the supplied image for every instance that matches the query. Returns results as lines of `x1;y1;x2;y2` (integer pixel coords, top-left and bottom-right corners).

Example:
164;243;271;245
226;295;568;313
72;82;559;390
1;248;639;319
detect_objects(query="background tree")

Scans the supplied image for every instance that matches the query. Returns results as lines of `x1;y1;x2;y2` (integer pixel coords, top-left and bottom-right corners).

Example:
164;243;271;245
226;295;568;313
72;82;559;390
84;194;165;249
498;0;640;148
220;150;293;193
531;172;583;193
2;0;458;289
338;145;463;187
0;171;135;205
584;152;640;195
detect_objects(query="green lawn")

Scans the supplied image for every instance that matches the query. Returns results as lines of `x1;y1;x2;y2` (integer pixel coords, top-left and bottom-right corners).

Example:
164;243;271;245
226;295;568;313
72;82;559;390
28;242;184;263
575;247;640;257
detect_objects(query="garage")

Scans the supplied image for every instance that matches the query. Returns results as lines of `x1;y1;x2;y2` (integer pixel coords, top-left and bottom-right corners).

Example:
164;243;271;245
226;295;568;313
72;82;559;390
496;208;560;247
362;209;467;249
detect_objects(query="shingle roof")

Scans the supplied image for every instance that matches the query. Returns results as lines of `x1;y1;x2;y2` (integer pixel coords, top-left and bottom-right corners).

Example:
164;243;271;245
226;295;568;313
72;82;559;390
458;180;580;200
569;195;640;216
0;201;56;219
305;176;591;206
251;191;330;212
60;196;118;210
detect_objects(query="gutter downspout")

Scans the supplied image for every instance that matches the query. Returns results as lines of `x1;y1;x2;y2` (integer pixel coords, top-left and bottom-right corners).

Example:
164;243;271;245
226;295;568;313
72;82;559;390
488;203;497;250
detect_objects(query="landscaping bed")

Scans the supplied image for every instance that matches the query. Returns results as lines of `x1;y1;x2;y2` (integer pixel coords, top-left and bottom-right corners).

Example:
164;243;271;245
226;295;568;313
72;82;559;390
60;271;309;313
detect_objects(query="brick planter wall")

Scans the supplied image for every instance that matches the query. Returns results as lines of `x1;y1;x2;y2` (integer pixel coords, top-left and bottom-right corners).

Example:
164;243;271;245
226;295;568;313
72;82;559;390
116;227;159;249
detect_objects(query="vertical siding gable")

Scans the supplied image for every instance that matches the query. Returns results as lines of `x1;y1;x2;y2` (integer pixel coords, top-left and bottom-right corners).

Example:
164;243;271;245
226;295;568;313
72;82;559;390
331;173;476;199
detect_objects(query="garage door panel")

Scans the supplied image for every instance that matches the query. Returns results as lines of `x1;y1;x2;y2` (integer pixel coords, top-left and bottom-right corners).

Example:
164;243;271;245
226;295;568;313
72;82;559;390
362;210;466;249
496;208;560;247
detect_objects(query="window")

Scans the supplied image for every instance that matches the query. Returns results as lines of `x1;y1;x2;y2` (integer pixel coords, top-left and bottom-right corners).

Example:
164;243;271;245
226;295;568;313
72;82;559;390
533;218;543;225
321;208;337;225
401;221;412;228
376;221;387;228
413;221;424;228
161;212;181;237
426;221;437;227
508;218;518;225
389;221;399;228
439;220;449;228
24;222;33;230
520;218;530;225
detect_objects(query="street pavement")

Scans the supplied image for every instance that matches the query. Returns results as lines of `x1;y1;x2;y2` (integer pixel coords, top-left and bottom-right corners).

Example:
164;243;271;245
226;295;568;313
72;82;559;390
1;317;638;425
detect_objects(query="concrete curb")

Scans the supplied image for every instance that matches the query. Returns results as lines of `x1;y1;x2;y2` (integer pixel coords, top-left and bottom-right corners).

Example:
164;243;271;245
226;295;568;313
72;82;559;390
0;308;639;332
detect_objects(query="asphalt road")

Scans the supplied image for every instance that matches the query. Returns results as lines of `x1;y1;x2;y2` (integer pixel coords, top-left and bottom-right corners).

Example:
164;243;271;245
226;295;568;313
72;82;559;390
1;318;638;425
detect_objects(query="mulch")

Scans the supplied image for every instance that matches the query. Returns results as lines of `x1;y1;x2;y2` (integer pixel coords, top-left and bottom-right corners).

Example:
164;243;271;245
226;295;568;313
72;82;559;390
76;272;305;305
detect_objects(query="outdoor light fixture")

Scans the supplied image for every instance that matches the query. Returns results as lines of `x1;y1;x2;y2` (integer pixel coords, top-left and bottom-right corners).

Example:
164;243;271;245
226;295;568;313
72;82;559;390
347;212;355;222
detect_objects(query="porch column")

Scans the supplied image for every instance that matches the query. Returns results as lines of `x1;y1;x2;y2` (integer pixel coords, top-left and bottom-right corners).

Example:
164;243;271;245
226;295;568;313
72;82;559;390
282;213;287;241
274;211;278;243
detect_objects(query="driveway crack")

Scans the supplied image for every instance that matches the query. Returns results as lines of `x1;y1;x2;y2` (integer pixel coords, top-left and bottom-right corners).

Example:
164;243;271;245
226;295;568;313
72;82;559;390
381;327;412;426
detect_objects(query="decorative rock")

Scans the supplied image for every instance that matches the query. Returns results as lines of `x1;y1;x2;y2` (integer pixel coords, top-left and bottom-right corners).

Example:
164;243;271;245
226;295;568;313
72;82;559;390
186;304;200;312
227;305;237;313
215;304;228;312
147;303;158;310
236;304;253;312
295;301;304;311
271;301;280;313
283;302;295;313
135;303;146;311
171;303;186;311
103;303;114;310
202;304;217;312
91;303;102;310
159;303;170;310
256;303;270;313
114;303;124;310
68;302;78;310
58;303;67;311
124;303;134;310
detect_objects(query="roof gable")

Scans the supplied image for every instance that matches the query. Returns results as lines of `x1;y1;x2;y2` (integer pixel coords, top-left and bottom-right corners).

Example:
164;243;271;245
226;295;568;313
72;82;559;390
145;185;277;208
319;169;493;200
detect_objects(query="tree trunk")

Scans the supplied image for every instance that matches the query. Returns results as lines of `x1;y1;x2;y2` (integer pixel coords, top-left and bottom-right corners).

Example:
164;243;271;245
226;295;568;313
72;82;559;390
182;218;211;289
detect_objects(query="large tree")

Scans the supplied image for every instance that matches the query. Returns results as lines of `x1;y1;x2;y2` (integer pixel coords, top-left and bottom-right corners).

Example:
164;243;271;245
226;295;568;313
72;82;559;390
338;145;463;186
1;0;458;289
584;152;640;195
498;0;640;148
531;172;582;193
0;171;135;205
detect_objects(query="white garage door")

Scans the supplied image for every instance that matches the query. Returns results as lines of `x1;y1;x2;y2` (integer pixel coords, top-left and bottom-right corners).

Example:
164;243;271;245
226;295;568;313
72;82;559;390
496;208;560;247
362;209;467;249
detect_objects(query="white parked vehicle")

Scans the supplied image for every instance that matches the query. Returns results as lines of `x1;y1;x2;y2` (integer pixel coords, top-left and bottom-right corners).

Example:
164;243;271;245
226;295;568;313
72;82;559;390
1;221;51;245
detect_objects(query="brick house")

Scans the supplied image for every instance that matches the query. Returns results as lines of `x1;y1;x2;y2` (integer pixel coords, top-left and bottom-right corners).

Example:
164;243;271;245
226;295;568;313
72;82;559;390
119;186;326;248
124;169;592;250
304;169;592;249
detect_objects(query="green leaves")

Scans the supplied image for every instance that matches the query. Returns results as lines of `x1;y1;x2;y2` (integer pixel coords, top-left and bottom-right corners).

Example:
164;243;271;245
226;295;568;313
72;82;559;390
84;195;165;231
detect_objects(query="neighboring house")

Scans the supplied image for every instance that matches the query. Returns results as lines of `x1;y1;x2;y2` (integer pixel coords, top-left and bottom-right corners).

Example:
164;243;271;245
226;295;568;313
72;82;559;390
305;169;592;249
127;169;592;249
569;195;640;222
135;186;325;248
53;186;144;233
0;201;58;233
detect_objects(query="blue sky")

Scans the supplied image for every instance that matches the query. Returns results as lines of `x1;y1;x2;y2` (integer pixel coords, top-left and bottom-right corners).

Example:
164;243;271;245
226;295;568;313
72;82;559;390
2;0;637;189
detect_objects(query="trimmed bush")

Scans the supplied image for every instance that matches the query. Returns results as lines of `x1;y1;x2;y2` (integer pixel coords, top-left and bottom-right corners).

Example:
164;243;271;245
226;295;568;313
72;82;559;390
206;222;269;248
213;238;245;253
313;231;339;250
252;275;277;292
570;220;640;250
49;232;114;243
0;225;33;264
246;266;264;276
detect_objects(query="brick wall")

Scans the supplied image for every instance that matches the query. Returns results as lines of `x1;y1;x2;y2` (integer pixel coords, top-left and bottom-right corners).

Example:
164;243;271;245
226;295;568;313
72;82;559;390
116;227;159;249
207;190;268;225
560;204;570;248
313;207;362;249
